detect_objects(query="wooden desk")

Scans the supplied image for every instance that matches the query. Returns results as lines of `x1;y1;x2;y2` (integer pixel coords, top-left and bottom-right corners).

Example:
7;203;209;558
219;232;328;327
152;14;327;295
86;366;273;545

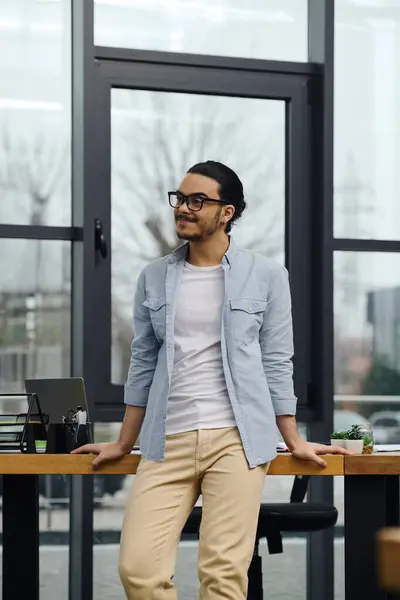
377;528;400;594
0;452;343;600
0;452;344;476
345;452;400;475
343;452;400;600
2;451;400;600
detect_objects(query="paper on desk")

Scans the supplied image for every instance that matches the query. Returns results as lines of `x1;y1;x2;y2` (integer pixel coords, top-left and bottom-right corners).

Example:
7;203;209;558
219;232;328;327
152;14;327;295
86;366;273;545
276;442;289;452
374;444;400;452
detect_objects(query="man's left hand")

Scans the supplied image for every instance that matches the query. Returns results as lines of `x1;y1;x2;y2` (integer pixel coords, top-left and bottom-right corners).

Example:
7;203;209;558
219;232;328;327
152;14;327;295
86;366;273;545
290;440;351;468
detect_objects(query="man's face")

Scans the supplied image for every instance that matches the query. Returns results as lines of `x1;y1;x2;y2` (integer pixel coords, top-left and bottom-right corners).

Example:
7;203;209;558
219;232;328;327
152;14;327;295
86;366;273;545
174;173;232;242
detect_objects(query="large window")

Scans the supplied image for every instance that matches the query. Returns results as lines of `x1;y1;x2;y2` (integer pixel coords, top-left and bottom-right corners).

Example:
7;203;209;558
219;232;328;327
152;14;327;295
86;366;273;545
0;2;365;599
94;0;308;62
333;251;400;500
0;0;71;226
0;1;72;598
333;251;400;600
334;0;400;240
0;239;71;596
334;3;400;597
94;77;308;595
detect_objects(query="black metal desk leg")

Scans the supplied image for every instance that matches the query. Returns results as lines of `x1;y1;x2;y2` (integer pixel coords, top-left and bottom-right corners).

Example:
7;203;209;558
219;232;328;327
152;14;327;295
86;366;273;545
344;475;399;600
2;475;40;600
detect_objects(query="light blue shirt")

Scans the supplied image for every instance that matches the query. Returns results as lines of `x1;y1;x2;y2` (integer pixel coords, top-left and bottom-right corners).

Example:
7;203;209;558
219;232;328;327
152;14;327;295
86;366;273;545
124;237;297;468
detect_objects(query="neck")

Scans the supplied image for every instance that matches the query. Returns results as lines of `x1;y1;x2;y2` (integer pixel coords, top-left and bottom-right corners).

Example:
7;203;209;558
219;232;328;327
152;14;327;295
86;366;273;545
187;233;230;267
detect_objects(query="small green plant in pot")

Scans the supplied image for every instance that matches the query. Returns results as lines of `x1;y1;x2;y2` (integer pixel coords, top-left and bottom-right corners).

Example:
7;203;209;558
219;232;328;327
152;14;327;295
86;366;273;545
330;431;349;449
345;425;364;453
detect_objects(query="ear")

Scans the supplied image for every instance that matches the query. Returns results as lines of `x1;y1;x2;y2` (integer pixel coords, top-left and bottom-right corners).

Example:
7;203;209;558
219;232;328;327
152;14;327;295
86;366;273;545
223;205;235;225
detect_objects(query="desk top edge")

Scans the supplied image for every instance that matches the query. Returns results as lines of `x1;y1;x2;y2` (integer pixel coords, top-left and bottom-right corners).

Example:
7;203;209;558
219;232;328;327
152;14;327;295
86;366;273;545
0;452;344;476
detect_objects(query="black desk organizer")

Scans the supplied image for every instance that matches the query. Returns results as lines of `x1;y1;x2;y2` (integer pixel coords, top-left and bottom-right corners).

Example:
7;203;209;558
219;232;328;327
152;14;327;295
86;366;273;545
0;393;48;453
0;393;93;453
46;421;93;453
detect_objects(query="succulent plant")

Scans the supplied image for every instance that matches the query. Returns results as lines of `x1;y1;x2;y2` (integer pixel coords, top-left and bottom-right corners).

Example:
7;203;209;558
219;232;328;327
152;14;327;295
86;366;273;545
347;425;363;440
330;431;349;440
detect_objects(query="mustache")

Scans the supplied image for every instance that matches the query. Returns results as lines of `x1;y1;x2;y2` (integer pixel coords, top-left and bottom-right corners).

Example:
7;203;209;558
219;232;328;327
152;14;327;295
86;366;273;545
175;215;197;223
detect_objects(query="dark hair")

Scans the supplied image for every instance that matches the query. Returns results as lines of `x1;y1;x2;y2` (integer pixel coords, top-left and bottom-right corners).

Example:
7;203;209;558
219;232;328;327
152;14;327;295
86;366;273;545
187;160;246;232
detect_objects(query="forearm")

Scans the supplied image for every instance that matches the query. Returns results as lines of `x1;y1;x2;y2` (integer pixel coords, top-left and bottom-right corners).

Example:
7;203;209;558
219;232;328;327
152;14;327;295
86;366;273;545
276;415;302;451
118;405;146;453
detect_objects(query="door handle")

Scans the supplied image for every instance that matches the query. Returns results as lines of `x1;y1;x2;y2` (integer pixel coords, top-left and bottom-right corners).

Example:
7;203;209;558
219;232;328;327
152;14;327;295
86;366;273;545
94;218;108;259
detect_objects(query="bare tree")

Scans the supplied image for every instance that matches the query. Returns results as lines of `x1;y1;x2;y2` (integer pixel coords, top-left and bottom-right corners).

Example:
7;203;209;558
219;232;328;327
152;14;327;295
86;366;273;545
113;93;282;263
0;127;69;226
110;92;285;381
0;127;69;382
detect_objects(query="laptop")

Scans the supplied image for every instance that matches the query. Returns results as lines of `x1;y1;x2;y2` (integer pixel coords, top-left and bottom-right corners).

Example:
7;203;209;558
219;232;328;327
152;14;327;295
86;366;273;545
24;377;90;424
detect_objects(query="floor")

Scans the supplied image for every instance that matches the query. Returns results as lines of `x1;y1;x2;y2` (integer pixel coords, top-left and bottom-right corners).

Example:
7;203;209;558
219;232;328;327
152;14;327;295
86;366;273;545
0;539;346;600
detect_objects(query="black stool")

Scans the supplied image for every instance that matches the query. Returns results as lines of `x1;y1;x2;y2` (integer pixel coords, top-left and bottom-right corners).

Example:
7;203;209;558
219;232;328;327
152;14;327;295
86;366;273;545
183;475;338;600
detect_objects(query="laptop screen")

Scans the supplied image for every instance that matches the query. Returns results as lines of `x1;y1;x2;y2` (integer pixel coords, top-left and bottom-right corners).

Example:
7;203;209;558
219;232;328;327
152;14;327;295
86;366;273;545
24;378;90;424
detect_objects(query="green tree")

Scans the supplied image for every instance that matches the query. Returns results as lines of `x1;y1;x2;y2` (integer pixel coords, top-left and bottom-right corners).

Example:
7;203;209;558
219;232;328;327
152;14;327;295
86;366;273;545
361;355;400;396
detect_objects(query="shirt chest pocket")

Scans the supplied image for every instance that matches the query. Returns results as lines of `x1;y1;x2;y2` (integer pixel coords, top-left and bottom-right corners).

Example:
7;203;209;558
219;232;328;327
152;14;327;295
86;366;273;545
143;297;167;340
230;299;267;344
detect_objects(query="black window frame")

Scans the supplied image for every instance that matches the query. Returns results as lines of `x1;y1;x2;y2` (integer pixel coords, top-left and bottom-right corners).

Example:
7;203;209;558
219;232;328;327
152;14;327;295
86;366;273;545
84;57;319;426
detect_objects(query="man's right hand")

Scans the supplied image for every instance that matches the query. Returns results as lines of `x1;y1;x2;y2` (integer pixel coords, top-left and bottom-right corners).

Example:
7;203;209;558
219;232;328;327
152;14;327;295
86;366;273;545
71;441;126;469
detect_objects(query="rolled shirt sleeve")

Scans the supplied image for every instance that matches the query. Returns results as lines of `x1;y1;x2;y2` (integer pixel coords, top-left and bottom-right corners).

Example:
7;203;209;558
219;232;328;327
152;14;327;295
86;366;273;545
124;269;160;407
259;263;297;416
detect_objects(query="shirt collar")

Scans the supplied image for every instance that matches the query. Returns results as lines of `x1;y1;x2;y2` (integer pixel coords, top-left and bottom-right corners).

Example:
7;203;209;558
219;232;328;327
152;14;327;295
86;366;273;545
168;236;237;266
224;236;237;266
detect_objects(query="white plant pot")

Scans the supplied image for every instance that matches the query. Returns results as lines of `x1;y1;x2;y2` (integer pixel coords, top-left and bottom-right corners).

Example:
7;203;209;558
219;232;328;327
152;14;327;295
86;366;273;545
330;439;347;449
346;440;364;453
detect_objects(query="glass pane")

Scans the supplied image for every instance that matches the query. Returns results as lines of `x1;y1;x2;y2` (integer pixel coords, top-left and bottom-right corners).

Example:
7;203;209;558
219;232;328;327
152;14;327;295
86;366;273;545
94;0;307;62
334;1;400;239
334;252;400;401
334;252;400;600
0;0;71;226
111;89;285;385
0;239;71;394
104;88;303;599
0;239;71;599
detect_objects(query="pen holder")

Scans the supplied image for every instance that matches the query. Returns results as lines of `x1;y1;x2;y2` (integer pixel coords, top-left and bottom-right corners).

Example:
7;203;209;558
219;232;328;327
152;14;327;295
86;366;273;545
46;421;93;454
46;423;75;454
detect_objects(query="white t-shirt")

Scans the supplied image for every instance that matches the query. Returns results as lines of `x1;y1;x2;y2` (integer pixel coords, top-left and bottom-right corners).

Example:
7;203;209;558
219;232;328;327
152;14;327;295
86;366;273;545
165;261;236;435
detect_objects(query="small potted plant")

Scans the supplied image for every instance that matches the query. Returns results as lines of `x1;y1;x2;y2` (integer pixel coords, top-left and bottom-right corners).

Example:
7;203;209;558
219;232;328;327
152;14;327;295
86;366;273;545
345;425;364;453
330;431;349;449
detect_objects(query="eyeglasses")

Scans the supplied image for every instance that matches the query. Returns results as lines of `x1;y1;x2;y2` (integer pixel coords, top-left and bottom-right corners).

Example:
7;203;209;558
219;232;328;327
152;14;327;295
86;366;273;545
168;191;228;212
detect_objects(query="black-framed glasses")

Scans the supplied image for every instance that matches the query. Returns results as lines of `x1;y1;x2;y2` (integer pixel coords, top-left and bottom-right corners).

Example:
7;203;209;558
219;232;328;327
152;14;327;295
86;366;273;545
168;191;228;212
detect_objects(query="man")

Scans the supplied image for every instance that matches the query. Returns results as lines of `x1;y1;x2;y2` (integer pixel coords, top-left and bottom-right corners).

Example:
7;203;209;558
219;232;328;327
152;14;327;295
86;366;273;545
73;160;347;600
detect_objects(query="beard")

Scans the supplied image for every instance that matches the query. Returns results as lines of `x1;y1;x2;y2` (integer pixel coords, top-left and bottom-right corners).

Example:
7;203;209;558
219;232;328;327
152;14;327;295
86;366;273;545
175;208;222;242
175;215;200;241
177;230;202;241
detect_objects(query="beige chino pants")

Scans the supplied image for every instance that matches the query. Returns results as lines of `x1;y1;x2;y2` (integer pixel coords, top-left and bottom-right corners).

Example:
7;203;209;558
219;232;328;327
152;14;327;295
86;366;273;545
119;427;269;600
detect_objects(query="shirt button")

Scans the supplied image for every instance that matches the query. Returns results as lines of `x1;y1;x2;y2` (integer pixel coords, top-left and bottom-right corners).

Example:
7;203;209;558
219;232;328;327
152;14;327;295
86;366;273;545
248;305;252;312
